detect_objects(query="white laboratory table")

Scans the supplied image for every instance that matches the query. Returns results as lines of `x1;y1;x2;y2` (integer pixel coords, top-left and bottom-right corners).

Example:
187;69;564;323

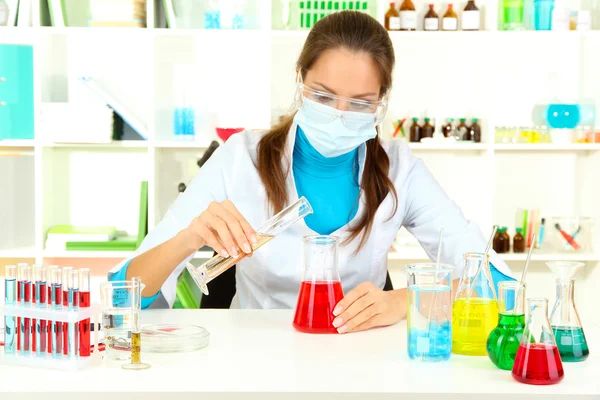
0;309;599;400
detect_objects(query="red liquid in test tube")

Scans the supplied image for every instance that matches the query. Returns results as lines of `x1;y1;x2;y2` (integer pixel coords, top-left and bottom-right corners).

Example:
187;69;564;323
79;269;91;357
62;267;72;356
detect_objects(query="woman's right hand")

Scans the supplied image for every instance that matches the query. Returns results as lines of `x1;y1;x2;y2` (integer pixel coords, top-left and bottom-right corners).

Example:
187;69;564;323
185;200;258;258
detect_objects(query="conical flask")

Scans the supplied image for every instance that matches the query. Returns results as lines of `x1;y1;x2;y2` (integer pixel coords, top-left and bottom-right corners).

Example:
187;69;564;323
512;298;564;385
546;261;589;362
186;197;313;295
452;252;498;356
293;235;344;334
486;281;526;370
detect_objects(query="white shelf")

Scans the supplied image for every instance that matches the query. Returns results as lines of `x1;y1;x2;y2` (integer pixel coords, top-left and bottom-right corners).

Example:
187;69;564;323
155;140;214;149
408;143;488;151
41;141;148;149
0;140;35;148
501;252;600;262
495;144;600;151
0;247;37;258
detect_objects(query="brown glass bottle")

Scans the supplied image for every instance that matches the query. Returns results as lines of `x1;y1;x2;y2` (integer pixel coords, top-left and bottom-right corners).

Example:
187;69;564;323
442;118;454;137
513;228;525;253
424;3;439;31
409;118;421;142
384;2;400;31
421;118;434;138
442;3;458;31
457;118;470;140
462;0;480;31
493;227;510;254
470;118;482;142
399;0;416;31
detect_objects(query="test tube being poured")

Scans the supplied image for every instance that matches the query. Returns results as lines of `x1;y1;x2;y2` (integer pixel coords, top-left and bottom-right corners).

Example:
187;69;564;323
67;269;79;358
4;265;17;354
33;265;47;356
50;267;62;357
61;267;73;356
122;277;151;370
79;268;91;357
19;265;32;355
186;196;313;295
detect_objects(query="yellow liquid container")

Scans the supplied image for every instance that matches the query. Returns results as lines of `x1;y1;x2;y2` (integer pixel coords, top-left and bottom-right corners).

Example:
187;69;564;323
452;298;499;355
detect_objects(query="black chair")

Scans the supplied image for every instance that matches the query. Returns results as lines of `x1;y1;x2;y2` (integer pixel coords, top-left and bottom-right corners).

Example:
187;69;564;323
199;253;395;309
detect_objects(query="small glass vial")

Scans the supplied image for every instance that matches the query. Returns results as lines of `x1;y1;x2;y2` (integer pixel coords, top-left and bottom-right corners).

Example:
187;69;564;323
384;2;401;31
442;4;458;31
399;0;416;31
462;1;481;31
424;3;439;31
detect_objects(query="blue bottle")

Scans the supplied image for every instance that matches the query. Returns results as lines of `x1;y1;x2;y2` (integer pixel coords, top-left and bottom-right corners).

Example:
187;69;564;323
534;0;554;30
546;104;581;129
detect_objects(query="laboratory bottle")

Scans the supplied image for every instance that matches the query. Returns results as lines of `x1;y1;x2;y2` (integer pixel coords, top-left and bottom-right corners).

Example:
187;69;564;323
399;0;416;31
493;227;509;253
406;263;454;362
546;261;589;362
421;118;434;138
462;1;481;31
0;0;8;26
424;3;439;31
442;118;455;137
502;227;511;253
470;118;482;142
187;197;313;295
409;118;421;143
534;0;554;30
293;235;344;334
512;298;564;385
452;253;498;356
513;228;525;253
457;118;470;141
502;0;525;30
442;4;458;31
487;281;526;370
385;2;401;31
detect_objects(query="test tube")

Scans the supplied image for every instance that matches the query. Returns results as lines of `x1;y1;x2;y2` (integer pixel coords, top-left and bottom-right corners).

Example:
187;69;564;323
4;265;17;354
61;266;73;356
79;268;91;357
33;265;47;355
16;262;27;351
67;269;79;358
46;265;58;354
19;265;32;355
122;277;151;370
50;267;62;358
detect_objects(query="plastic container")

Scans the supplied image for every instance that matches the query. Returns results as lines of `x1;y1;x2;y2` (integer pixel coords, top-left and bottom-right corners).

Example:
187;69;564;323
141;324;210;353
545;217;595;253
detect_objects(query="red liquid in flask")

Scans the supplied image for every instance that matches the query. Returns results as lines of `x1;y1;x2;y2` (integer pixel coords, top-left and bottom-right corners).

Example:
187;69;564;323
293;281;344;334
512;344;564;385
79;291;91;357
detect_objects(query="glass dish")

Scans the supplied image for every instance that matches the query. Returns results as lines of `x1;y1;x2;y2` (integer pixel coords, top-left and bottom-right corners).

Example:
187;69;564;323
141;324;209;353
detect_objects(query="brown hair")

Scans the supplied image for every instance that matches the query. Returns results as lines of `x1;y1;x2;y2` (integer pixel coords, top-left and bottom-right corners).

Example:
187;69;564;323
257;11;398;251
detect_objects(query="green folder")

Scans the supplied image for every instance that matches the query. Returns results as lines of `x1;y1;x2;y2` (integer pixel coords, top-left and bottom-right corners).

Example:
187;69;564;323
66;181;148;251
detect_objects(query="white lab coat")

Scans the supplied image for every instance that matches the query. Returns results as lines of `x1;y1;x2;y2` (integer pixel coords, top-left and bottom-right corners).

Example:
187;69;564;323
109;123;513;309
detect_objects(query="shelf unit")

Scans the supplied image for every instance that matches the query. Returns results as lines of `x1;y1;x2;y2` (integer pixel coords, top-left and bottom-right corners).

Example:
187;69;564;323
1;1;599;316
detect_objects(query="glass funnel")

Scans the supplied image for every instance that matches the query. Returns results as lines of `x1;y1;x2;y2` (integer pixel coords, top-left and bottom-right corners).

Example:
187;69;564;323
546;261;589;362
405;263;454;362
293;235;344;334
487;281;526;370
452;252;498;356
186;196;313;295
512;298;564;385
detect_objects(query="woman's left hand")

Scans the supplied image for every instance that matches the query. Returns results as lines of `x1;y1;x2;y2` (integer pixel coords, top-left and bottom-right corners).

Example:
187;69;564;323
332;282;407;334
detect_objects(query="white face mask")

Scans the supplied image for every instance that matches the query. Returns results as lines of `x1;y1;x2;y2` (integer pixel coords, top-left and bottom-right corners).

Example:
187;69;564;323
293;97;378;158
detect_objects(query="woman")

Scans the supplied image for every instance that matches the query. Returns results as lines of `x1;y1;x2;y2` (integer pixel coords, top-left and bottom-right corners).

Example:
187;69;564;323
109;11;514;333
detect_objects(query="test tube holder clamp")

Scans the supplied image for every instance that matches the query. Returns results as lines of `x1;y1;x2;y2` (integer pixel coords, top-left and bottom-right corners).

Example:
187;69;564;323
0;303;102;370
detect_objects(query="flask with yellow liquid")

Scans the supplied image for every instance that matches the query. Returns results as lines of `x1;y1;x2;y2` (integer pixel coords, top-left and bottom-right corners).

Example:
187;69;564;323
452;252;499;356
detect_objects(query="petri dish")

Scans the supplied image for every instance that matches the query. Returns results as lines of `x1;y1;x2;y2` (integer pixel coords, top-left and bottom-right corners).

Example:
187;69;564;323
141;324;209;353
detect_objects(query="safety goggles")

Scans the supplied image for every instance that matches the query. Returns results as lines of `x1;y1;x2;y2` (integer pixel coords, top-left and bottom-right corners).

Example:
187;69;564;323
294;80;388;129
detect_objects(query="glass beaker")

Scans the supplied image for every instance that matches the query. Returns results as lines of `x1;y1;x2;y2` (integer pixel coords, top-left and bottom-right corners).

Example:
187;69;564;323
100;280;145;361
546;261;589;362
186;196;313;295
487;281;526;370
405;263;454;362
293;235;344;334
452;252;498;356
512;298;564;385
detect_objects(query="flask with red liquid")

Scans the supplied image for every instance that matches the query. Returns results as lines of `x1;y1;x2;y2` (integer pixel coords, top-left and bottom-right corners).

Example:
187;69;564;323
512;297;564;385
293;235;344;334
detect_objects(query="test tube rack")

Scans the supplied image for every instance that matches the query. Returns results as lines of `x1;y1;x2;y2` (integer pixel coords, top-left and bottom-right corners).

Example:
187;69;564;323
0;304;102;370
